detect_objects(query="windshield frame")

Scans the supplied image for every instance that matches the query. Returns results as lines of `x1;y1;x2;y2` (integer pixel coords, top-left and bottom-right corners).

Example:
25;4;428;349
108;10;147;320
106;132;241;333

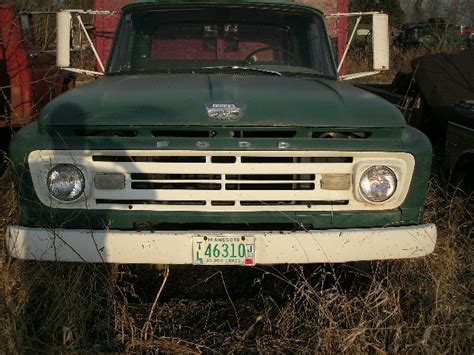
106;3;338;80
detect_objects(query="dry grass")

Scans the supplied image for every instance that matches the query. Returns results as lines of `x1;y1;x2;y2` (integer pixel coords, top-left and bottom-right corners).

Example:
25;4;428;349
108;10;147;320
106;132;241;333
0;156;472;353
345;45;451;84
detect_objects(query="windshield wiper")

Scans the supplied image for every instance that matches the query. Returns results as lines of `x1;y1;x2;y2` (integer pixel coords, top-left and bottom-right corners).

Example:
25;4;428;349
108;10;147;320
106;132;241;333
201;66;282;76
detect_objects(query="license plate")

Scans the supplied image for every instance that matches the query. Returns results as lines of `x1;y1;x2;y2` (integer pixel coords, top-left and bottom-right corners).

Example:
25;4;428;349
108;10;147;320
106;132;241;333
193;235;255;266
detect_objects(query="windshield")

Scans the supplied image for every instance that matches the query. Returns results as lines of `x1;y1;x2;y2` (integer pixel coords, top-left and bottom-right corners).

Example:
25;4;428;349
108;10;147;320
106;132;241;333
108;7;336;78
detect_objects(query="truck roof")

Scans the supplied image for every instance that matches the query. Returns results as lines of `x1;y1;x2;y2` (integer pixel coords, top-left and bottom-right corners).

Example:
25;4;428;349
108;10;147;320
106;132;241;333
130;0;304;5
123;0;323;15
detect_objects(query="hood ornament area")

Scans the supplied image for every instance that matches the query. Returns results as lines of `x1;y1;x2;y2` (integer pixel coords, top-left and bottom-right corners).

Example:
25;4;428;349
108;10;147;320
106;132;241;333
204;103;246;121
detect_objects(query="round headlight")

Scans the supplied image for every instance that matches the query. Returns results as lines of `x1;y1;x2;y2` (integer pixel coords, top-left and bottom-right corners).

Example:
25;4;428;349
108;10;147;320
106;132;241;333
359;166;397;203
47;164;85;201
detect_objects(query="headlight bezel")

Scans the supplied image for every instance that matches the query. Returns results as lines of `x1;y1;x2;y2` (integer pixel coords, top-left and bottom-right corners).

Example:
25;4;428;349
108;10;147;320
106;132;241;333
47;164;86;202
353;159;408;206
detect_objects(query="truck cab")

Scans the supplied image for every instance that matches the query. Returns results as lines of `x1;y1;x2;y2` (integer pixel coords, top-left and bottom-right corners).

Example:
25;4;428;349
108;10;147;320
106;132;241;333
7;0;436;265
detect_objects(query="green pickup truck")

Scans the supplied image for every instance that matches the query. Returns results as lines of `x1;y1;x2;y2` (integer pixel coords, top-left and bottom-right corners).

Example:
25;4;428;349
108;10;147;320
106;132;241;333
6;0;436;265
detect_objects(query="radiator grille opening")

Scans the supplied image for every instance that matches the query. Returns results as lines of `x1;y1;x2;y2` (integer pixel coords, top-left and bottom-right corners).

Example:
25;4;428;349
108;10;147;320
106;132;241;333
131;182;222;190
226;174;315;181
240;200;349;206
96;199;206;205
74;129;138;137
231;130;297;138
93;155;351;164
150;130;300;138
241;156;353;163
70;129;372;140
92;156;206;163
211;156;236;163
131;173;221;180
312;131;371;139
226;183;315;190
211;201;236;206
152;130;215;138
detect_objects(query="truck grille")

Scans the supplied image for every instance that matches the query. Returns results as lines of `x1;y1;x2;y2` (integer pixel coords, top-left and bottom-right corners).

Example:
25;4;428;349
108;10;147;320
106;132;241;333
28;150;414;212
90;151;353;211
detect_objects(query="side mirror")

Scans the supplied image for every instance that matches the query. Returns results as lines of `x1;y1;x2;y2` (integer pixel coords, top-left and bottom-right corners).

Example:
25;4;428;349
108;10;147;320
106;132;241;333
330;12;391;80
55;10;108;76
372;13;390;70
56;11;71;68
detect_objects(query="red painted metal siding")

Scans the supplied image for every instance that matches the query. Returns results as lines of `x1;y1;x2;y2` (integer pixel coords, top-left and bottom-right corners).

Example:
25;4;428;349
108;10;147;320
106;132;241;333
93;0;129;69
337;0;350;74
0;5;33;126
298;0;338;35
93;0;349;69
299;0;349;72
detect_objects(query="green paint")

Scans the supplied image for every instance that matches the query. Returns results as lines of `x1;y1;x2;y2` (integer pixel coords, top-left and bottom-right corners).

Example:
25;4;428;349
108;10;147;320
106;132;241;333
38;75;405;129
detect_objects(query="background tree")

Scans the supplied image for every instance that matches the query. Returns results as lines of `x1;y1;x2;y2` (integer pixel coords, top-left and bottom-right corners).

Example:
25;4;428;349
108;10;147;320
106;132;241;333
351;0;406;27
414;0;424;21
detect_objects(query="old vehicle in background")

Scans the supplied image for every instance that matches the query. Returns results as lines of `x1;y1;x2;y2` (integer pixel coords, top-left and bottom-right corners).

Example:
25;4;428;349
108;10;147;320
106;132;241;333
6;0;436;265
394;18;471;49
412;49;474;193
359;48;474;194
444;100;474;192
0;4;73;152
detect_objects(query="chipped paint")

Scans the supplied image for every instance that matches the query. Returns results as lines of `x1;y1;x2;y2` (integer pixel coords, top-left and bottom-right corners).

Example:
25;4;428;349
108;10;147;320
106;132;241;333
7;224;437;264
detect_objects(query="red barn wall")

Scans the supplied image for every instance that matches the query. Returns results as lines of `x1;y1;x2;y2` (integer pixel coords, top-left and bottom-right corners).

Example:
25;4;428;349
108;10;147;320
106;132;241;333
93;0;348;70
298;0;338;35
93;0;129;68
299;0;349;70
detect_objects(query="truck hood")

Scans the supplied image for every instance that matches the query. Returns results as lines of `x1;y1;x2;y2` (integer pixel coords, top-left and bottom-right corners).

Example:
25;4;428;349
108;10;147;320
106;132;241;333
39;74;406;128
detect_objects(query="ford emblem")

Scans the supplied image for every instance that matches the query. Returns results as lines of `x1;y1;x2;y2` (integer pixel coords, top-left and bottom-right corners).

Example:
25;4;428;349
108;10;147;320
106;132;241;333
204;103;246;120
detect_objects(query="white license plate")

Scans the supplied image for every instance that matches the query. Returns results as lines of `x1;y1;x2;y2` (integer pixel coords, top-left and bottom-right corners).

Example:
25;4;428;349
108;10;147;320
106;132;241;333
193;235;255;266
